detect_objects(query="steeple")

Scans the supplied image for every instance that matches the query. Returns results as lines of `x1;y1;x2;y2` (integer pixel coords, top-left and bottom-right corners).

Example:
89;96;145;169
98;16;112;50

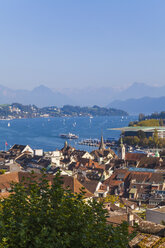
99;135;105;150
118;135;125;160
120;136;123;147
155;149;160;158
64;140;68;149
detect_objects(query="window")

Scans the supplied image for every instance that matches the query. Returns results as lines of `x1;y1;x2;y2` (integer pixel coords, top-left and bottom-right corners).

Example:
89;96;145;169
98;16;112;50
99;193;104;197
130;193;134;199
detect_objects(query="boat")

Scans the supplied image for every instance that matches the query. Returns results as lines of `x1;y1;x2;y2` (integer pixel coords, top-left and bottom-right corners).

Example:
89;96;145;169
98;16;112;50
8;122;10;127
60;133;78;139
73;122;76;127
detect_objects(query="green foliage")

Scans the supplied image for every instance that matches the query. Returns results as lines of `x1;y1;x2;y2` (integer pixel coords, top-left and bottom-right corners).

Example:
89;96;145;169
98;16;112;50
129;121;138;127
159;119;164;126
103;194;120;204
133;136;140;145
123;135;165;148
146;111;165;120
101;194;124;208
131;119;160;127
61;105;128;116
0;103;128;119
161;220;165;226
0;169;6;175
137;211;146;220
137;130;146;139
123;129;165;148
153;129;159;146
0;172;129;248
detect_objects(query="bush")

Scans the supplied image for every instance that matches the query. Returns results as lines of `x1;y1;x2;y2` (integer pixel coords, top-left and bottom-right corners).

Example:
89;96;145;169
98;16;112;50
0;172;129;248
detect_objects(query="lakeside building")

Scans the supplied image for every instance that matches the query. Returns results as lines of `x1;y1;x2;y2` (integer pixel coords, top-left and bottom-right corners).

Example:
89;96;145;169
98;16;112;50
111;126;165;138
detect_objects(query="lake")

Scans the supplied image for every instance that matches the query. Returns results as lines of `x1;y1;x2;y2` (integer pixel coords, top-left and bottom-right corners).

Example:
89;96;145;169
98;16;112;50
0;116;138;152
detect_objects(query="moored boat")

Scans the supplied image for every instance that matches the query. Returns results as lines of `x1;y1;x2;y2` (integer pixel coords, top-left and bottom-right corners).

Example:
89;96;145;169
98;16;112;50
60;133;78;139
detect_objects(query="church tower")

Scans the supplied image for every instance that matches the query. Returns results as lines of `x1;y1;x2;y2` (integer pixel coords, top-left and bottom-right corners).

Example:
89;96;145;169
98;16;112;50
99;135;105;150
118;136;125;160
64;140;68;149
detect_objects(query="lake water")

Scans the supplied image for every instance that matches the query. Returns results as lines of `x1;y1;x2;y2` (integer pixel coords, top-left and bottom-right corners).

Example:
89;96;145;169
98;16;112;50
0;116;138;152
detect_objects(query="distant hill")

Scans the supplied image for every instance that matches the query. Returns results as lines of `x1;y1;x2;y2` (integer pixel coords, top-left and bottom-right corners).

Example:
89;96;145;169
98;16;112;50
109;96;165;115
0;85;74;107
114;82;165;101
1;82;165;107
0;103;128;119
58;82;165;105
58;86;119;106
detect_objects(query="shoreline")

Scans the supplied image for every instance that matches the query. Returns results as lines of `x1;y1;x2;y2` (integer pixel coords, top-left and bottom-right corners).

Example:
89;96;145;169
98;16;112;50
0;115;130;121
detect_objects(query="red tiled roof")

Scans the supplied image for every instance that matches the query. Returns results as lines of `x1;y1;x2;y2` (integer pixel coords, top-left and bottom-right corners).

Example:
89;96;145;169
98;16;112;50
107;213;128;225
75;158;103;170
0;172;93;199
125;153;147;161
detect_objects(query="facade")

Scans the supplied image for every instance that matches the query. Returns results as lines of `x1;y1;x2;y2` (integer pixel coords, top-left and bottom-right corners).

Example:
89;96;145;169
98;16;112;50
111;126;165;138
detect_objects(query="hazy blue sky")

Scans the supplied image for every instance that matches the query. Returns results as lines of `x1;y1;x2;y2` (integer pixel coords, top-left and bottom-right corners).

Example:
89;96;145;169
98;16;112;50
0;0;165;90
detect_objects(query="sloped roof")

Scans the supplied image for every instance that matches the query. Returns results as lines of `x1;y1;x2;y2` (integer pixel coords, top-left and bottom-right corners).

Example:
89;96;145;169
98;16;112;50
10;144;26;152
91;148;116;158
148;173;165;184
78;179;99;194
0;172;93;199
71;150;87;157
103;202;122;211
138;157;161;169
75;158;104;170
120;198;138;208
129;233;165;248
125;152;147;161
73;178;93;198
103;169;128;186
107;213;128;225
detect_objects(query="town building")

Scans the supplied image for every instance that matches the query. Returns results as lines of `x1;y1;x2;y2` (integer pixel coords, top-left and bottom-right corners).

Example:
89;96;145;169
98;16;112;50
111;126;165;138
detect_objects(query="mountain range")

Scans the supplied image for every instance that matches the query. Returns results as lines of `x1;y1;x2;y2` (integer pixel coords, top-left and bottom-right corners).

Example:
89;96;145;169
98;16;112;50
109;97;165;115
0;85;74;107
1;82;165;114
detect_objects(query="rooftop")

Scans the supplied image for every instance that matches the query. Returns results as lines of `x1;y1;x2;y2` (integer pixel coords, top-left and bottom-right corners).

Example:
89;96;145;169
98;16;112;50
150;206;165;213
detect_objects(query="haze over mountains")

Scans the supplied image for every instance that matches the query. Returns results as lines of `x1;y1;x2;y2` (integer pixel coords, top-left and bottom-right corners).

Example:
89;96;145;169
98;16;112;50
1;82;165;114
110;97;165;115
0;85;74;107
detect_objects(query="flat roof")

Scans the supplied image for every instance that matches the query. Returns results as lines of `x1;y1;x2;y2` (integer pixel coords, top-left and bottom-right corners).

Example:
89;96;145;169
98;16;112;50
109;126;165;132
151;206;165;213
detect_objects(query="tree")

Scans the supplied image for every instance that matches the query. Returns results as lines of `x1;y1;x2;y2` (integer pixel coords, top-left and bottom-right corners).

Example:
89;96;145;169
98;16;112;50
101;195;124;208
148;136;154;147
137;130;146;139
0;172;129;248
153;129;159;146
133;136;140;146
141;138;149;147
0;169;5;175
159;119;164;126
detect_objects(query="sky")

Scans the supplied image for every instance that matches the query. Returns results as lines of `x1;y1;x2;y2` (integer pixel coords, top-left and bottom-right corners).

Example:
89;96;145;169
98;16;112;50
0;0;165;90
